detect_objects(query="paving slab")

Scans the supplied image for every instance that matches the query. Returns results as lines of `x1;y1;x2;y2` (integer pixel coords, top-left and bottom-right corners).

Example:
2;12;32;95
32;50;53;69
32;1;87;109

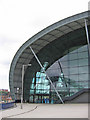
1;103;88;118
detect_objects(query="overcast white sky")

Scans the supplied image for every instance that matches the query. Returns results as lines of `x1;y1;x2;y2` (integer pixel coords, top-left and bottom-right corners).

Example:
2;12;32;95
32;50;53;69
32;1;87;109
0;0;89;90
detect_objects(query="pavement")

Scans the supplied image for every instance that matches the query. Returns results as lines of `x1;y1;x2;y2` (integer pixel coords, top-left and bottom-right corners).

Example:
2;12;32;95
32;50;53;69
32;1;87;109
0;103;88;119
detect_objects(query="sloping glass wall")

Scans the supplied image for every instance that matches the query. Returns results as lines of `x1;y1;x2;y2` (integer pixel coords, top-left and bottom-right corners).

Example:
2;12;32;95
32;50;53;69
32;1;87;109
29;45;89;103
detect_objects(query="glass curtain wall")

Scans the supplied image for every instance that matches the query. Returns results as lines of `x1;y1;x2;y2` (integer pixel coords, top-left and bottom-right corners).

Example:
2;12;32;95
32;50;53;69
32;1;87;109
29;45;89;103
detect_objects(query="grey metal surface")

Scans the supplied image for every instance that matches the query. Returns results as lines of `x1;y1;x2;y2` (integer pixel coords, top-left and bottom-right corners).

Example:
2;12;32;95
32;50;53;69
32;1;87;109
64;89;89;103
9;11;90;100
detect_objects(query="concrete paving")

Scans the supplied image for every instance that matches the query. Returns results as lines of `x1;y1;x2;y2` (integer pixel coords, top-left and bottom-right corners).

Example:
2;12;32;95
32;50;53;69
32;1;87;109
1;103;88;119
0;111;2;120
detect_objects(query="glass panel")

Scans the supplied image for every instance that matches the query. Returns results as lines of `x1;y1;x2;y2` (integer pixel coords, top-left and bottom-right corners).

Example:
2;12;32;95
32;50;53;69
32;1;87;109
69;75;78;81
63;68;69;75
78;81;88;87
61;61;69;68
69;67;78;74
30;90;34;94
69;60;78;67
29;96;33;102
79;59;88;66
79;66;88;74
69;53;78;60
78;52;88;59
78;74;88;81
47;69;60;76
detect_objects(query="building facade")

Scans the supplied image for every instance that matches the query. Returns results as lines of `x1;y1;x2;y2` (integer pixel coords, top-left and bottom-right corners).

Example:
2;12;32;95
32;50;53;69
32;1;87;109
9;11;90;103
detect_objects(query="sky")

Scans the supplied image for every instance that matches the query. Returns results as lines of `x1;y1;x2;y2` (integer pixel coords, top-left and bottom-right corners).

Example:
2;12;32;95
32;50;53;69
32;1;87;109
0;0;89;90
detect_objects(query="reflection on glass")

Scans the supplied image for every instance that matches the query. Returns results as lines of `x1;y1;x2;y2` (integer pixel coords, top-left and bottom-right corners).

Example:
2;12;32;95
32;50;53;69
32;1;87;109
29;45;89;103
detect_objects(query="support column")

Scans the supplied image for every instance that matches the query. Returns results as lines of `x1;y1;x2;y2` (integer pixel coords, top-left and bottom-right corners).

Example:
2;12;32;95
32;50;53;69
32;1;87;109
33;72;36;103
49;82;51;103
21;65;24;109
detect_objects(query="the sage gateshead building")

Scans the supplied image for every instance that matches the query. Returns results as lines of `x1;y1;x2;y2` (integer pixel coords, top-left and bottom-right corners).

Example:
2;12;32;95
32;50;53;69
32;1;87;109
9;11;90;104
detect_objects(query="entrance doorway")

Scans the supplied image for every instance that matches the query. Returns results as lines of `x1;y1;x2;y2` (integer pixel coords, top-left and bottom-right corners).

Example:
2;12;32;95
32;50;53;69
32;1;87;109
29;94;50;103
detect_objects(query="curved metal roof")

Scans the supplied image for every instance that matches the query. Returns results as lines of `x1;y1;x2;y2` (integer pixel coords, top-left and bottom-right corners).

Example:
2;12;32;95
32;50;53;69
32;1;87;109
9;11;90;99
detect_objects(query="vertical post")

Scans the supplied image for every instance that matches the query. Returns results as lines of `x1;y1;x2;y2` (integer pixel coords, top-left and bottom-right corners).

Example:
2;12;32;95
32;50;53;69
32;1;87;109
21;64;31;109
21;65;24;109
29;46;64;104
33;72;36;103
49;82;51;103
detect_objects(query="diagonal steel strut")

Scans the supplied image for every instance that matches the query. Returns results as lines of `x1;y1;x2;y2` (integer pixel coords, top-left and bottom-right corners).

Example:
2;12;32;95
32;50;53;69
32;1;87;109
29;46;64;104
85;19;90;56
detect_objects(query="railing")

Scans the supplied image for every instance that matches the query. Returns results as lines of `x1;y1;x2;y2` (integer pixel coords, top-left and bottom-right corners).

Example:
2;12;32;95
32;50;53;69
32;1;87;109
0;101;15;110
